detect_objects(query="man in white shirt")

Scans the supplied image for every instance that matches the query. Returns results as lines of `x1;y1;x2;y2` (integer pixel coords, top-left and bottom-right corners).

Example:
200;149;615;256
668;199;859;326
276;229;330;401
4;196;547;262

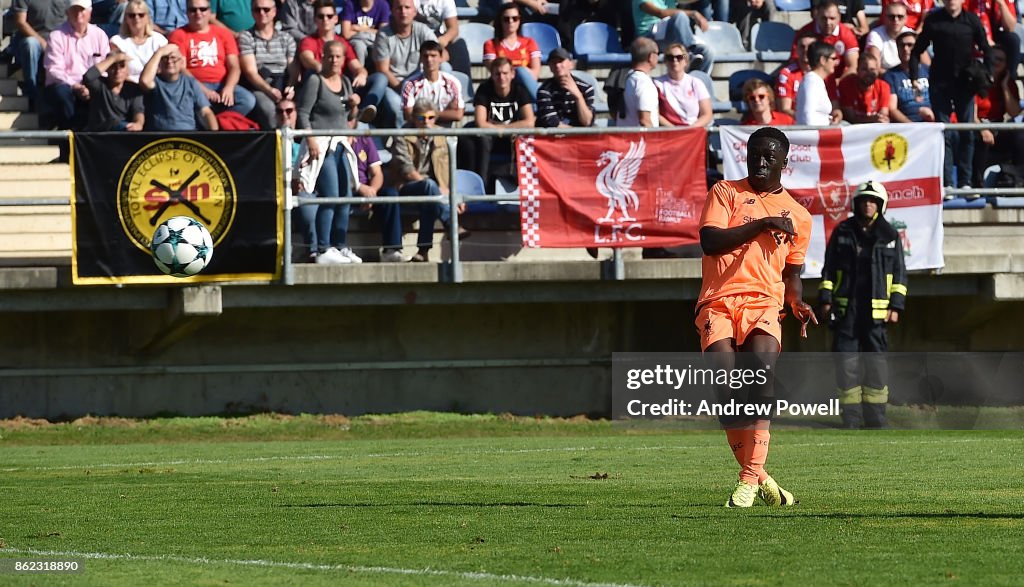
796;40;842;126
865;1;916;70
621;37;660;128
400;40;464;125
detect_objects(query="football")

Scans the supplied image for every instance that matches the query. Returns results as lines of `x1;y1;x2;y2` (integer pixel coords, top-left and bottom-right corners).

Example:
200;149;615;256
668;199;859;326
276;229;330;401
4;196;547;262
150;216;214;278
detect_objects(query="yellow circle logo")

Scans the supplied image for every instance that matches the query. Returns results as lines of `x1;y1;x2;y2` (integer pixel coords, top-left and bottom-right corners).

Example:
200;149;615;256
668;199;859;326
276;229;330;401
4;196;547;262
117;138;236;253
871;132;908;173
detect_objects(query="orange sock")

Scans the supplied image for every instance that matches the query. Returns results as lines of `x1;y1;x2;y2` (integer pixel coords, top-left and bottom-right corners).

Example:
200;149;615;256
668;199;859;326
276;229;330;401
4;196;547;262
725;428;746;467
725;428;756;485
750;427;771;484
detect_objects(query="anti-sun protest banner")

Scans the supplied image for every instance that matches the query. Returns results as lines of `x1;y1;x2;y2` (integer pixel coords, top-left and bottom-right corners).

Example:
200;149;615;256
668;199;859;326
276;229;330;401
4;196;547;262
71;132;282;285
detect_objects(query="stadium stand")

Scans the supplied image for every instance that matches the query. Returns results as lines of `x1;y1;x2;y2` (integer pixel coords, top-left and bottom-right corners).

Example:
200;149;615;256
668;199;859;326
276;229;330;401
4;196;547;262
751;21;796;63
775;0;812;11
690;70;733;114
570;69;608;114
695;22;757;76
455;0;479;19
460;22;494;65
572;22;631;67
451;70;475;114
864;0;882;17
521;22;562;64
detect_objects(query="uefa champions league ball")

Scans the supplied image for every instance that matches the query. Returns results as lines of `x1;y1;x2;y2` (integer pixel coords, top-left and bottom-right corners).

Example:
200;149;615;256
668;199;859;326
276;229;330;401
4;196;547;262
150;216;214;278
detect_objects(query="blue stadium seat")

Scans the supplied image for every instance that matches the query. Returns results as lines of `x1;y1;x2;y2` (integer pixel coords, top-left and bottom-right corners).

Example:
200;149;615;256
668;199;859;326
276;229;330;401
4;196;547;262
775;0;812;10
455;0;478;19
521;22;562;64
451;70;475;114
573;22;631;67
569;69;608;114
456;169;498;214
461;22;494;65
709;118;740;162
728;69;775;111
864;0;881;16
694;22;756;63
690;70;733;113
752;21;795;62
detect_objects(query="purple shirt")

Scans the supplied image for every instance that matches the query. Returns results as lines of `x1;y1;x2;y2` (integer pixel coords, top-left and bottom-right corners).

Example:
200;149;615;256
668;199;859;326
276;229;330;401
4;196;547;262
351;135;381;185
44;22;111;87
340;0;390;29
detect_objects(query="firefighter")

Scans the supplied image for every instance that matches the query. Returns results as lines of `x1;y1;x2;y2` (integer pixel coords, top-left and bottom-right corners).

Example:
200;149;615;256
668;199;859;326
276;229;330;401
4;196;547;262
819;180;908;428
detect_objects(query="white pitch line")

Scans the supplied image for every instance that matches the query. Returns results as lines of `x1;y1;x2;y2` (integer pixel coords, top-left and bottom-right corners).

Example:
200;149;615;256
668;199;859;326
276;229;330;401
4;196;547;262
5;548;649;587
0;437;1006;473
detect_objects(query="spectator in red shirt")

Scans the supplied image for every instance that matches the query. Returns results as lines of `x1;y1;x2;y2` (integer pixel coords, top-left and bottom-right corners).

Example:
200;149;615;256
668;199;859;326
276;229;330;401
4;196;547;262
167;0;255;115
483;3;541;99
740;78;795;125
776;30;817;118
965;0;1019;81
297;0;369;85
838;52;891;123
794;0;860;78
884;0;934;32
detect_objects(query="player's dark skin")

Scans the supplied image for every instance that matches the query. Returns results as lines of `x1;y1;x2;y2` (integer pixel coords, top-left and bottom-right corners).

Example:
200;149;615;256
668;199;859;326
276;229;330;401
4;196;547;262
699;135;818;358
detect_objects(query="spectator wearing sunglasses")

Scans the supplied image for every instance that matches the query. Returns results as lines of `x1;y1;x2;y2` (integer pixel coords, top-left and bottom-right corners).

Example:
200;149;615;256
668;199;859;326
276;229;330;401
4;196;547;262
882;31;933;123
653;43;711;128
111;0;169;84
167;0;257;116
239;0;298;129
739;78;793;125
866;1;916;70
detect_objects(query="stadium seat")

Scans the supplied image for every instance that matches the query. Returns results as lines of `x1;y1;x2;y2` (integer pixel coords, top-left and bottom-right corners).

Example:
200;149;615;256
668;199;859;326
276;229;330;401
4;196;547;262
451;70;475;114
752;21;796;62
690;70;733;113
728;69;775;111
694;22;756;63
570;69;608;114
461;22;494;65
573;22;631;67
942;197;987;209
456;169;499;214
709;118;740;163
775;0;812;10
455;0;478;19
864;0;881;16
522;22;562;63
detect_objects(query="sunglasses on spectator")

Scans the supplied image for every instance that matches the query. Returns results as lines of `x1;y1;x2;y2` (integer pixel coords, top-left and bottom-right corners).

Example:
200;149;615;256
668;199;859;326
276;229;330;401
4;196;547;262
126;12;146;18
899;42;915;48
276;107;295;114
253;6;274;12
316;12;335;19
416;114;437;122
502;15;520;22
188;5;210;12
886;13;906;19
666;54;687;62
746;93;770;101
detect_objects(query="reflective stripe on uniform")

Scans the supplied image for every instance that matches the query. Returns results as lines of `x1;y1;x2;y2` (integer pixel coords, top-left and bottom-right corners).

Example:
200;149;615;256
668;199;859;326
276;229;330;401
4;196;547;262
862;386;889;404
838;386;863;404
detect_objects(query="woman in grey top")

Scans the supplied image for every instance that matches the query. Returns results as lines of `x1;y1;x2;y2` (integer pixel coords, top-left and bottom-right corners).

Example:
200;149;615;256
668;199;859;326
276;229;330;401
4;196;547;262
296;40;364;264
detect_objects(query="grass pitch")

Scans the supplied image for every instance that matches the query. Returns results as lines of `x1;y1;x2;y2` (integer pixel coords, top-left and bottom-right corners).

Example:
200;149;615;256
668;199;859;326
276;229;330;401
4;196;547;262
1;413;1021;586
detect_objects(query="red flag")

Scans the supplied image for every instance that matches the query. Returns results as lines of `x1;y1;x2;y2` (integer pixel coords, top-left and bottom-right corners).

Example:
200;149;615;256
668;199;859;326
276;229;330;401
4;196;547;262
516;130;707;248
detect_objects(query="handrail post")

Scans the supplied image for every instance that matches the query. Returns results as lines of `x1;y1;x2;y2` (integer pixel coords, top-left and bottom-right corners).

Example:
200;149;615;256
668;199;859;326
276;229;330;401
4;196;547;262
446;135;463;284
281;128;294;285
612;248;625;281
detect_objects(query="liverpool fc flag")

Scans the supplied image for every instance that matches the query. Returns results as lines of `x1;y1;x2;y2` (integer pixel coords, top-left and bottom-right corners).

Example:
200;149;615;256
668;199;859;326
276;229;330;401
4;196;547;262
721;124;945;278
515;129;708;248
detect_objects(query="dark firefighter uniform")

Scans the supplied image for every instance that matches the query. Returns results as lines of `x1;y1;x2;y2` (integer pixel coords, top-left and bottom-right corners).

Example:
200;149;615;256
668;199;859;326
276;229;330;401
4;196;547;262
819;181;908;428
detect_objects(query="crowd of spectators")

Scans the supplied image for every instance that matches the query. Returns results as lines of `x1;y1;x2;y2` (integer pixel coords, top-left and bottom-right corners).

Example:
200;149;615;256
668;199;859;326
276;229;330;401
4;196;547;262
4;0;1024;256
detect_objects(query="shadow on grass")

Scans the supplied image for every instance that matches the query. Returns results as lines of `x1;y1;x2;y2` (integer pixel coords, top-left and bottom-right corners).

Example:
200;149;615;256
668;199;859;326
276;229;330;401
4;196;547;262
280;501;586;508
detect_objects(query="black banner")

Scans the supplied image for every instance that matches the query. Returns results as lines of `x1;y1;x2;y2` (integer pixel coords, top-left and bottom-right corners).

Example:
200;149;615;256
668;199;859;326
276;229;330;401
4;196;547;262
71;132;282;284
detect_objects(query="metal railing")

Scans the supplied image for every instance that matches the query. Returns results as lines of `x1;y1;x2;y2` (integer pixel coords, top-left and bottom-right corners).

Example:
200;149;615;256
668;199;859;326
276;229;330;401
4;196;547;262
4;123;1024;284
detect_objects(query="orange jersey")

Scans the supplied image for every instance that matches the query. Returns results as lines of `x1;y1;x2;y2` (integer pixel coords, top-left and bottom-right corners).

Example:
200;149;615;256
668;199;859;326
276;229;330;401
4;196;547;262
698;178;812;307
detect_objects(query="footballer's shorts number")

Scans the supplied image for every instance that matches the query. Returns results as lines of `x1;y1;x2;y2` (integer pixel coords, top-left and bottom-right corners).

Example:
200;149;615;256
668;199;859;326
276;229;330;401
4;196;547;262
0;559;83;573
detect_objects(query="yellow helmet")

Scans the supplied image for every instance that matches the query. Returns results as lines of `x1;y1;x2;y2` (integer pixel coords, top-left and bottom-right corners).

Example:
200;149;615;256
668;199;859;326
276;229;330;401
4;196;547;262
853;180;888;214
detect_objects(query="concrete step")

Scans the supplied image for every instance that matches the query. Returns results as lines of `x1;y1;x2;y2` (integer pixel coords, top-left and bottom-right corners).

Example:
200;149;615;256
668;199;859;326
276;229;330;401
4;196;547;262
0;94;30;111
0;145;59;164
0;163;70;180
0;79;19;96
0;210;71;233
0;112;41;130
0;178;70;198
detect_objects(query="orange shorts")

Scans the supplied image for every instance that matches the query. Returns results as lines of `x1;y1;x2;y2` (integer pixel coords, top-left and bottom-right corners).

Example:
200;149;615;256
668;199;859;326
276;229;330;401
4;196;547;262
695;294;783;351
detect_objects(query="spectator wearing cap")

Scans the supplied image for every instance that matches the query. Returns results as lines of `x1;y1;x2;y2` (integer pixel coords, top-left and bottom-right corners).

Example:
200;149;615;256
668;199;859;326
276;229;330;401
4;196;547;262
882;30;934;123
43;0;110;135
535;47;595;128
400;40;464;125
865;1;916;70
653;43;711;128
